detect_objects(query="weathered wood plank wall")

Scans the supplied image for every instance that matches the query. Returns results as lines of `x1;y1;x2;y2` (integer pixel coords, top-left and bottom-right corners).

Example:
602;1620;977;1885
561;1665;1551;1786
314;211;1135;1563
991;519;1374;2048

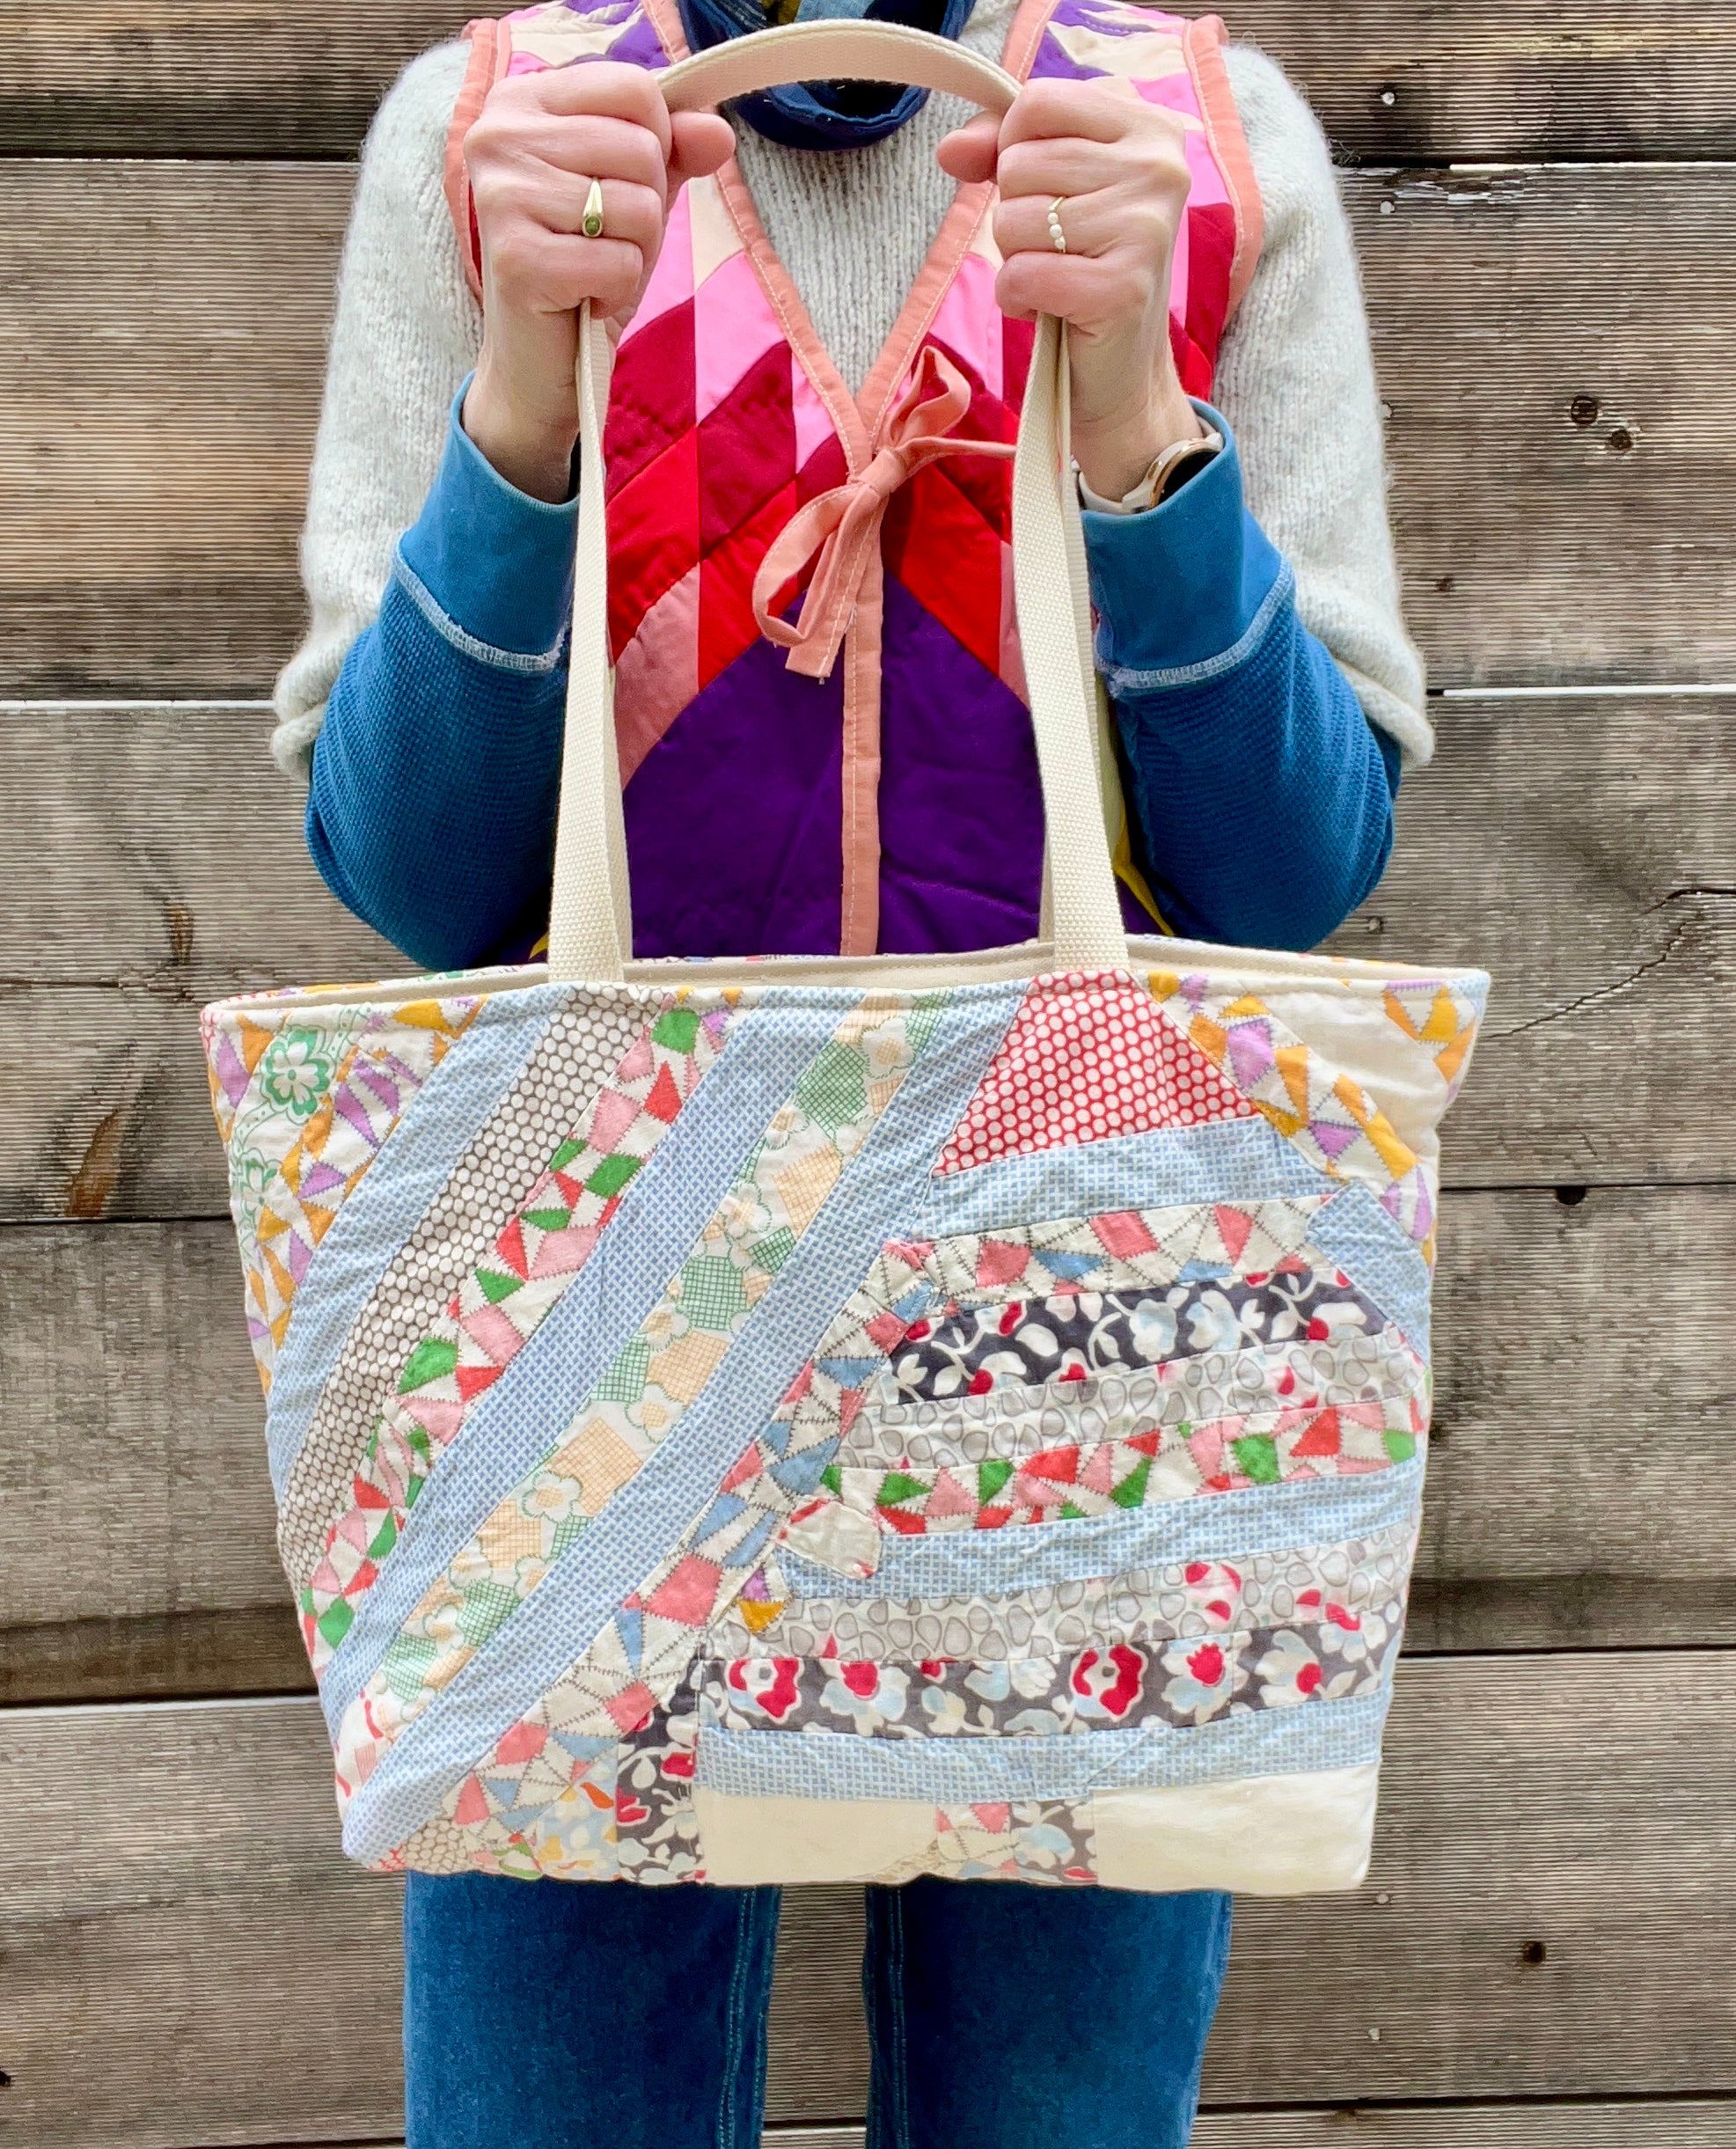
6;1661;1735;2145
4;1;1733;158
2;1;1731;2142
6;163;1735;696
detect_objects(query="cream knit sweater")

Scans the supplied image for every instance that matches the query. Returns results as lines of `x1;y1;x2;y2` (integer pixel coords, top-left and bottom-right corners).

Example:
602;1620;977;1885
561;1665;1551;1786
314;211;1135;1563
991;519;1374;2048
272;0;1430;778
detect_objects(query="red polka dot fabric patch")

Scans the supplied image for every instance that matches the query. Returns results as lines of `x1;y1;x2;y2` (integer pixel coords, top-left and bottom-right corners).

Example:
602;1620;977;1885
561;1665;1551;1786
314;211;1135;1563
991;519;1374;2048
934;970;1256;1175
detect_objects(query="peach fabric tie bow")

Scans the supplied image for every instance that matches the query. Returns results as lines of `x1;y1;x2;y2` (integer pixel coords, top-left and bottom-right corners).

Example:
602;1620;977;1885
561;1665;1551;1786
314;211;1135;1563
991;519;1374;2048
751;345;1014;681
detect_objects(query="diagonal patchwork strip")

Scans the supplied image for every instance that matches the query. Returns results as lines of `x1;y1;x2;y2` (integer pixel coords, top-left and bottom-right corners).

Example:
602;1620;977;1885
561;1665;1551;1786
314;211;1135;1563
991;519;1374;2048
274;988;650;1587
331;993;954;1805
917;1196;1326;1307
699;1608;1404;1740
312;996;853;1734
867;1262;1395;1410
692;1683;1396;1804
1146;971;1439;1253
204;994;485;1392
264;993;581;1500
713;1515;1420;1663
822;1384;1425;1536
302;997;739;1670
846;1324;1430;1472
1382;976;1486;1097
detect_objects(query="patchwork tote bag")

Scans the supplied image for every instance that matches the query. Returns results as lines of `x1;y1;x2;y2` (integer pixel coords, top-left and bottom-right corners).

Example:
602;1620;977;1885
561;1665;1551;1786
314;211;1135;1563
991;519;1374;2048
202;20;1490;1891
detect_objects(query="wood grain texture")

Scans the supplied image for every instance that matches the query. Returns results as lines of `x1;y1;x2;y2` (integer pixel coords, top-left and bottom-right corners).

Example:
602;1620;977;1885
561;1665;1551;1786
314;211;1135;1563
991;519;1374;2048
3;161;1735;698
1322;689;1736;1188
4;1185;1732;1696
4;1660;1736;2146
1193;2112;1736;2147
4;693;1732;1222
763;2111;1736;2148
0;707;391;1225
3;2;1732;160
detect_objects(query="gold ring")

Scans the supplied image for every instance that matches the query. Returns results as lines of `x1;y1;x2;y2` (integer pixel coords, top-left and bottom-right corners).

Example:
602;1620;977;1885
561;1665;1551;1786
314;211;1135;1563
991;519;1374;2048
1046;196;1067;254
581;178;605;240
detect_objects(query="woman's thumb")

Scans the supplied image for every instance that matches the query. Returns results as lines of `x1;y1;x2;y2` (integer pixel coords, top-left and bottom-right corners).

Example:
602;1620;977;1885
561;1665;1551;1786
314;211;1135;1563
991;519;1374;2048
669;108;737;182
935;109;1000;182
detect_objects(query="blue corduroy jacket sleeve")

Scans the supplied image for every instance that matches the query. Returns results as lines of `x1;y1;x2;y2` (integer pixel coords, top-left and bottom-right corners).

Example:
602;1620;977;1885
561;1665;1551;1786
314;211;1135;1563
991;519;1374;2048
1087;401;1401;953
305;389;580;971
309;392;1402;966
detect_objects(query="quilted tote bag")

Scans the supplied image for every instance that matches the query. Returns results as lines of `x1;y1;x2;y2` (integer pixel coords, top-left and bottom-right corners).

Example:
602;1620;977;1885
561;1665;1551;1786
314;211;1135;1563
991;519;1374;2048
203;20;1489;1891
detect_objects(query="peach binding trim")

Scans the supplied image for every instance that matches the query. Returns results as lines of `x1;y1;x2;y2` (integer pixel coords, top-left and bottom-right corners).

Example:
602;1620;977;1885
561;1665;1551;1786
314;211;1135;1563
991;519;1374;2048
444;20;509;305
1183;13;1264;319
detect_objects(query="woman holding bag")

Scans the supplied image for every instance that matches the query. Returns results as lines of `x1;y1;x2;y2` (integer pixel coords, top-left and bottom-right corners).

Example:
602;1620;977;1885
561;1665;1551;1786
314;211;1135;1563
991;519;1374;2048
268;0;1433;2142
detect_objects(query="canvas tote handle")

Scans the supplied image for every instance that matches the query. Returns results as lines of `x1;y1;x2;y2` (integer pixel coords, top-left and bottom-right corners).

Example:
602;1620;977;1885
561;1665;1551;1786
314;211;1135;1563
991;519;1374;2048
546;20;1129;981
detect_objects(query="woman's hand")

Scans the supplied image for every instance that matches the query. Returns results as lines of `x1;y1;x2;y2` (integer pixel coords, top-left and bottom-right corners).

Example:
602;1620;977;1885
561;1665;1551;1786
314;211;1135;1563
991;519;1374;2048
460;64;735;501
938;77;1203;500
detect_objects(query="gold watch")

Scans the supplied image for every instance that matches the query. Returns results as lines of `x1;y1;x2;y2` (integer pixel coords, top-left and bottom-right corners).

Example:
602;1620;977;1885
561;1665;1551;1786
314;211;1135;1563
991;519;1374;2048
1080;426;1226;515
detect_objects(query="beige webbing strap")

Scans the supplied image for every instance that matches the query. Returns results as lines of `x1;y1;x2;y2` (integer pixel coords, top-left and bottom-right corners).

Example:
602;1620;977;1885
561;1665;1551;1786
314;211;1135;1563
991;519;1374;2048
546;306;633;981
545;19;1128;980
661;19;1021;117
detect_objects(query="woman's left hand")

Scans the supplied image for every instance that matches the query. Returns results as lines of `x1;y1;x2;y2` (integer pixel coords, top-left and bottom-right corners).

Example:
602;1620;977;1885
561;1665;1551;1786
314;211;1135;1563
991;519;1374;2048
938;77;1205;499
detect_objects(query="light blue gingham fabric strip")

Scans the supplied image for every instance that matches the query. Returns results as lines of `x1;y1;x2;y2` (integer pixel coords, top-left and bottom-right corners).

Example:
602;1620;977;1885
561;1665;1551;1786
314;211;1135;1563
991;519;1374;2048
341;987;1023;1865
921;1115;1327;1237
775;1457;1426;1603
265;987;571;1497
1308;1179;1434;1356
317;999;839;1738
693;1683;1395;1801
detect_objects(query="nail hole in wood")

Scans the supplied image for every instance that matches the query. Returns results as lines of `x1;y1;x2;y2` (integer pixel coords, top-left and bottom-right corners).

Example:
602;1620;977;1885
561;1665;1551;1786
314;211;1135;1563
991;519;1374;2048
1554;1185;1588;1207
1570;395;1600;429
1608;427;1634;454
1520;1940;1549;1965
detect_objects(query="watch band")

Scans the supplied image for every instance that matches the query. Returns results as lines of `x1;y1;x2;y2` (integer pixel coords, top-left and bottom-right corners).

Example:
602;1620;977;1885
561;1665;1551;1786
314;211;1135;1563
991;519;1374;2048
1078;425;1226;516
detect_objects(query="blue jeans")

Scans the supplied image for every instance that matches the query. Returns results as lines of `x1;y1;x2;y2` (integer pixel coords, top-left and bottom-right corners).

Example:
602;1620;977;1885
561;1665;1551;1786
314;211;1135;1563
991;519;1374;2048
404;1873;1232;2149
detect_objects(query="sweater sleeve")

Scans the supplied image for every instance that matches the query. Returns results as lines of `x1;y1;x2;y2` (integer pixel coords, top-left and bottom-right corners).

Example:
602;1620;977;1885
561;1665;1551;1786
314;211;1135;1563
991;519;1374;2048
1084;408;1399;952
306;393;579;968
270;40;482;781
1073;45;1425;951
1213;44;1430;766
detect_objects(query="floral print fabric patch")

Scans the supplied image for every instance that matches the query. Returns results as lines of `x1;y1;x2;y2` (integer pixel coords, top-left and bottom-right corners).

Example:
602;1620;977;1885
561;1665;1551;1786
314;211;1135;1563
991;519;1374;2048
872;1264;1394;1406
699;1605;1402;1739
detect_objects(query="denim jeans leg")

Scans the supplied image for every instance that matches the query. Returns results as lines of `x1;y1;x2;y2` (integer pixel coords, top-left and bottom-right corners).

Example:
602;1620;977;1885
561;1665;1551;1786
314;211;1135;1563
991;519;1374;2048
861;1879;1233;2149
402;1871;782;2149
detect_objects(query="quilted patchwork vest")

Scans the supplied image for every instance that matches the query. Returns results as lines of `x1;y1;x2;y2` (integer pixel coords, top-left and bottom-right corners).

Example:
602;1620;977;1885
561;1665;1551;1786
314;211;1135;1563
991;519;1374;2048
446;0;1264;957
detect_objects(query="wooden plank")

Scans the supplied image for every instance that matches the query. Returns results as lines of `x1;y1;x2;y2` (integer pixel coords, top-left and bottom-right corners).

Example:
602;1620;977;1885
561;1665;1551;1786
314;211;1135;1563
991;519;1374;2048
3;3;1732;162
1324;689;1736;1189
0;1219;307;1705
2;162;1734;698
4;689;1732;1223
765;2112;1736;2149
770;2116;1736;2149
1197;2112;1736;2147
4;1184;1733;1694
4;1660;1735;2146
1407;1180;1736;1655
0;706;392;1227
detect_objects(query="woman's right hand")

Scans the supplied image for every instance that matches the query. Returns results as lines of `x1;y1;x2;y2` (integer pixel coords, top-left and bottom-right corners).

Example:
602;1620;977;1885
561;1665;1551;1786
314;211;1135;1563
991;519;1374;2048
460;63;735;502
